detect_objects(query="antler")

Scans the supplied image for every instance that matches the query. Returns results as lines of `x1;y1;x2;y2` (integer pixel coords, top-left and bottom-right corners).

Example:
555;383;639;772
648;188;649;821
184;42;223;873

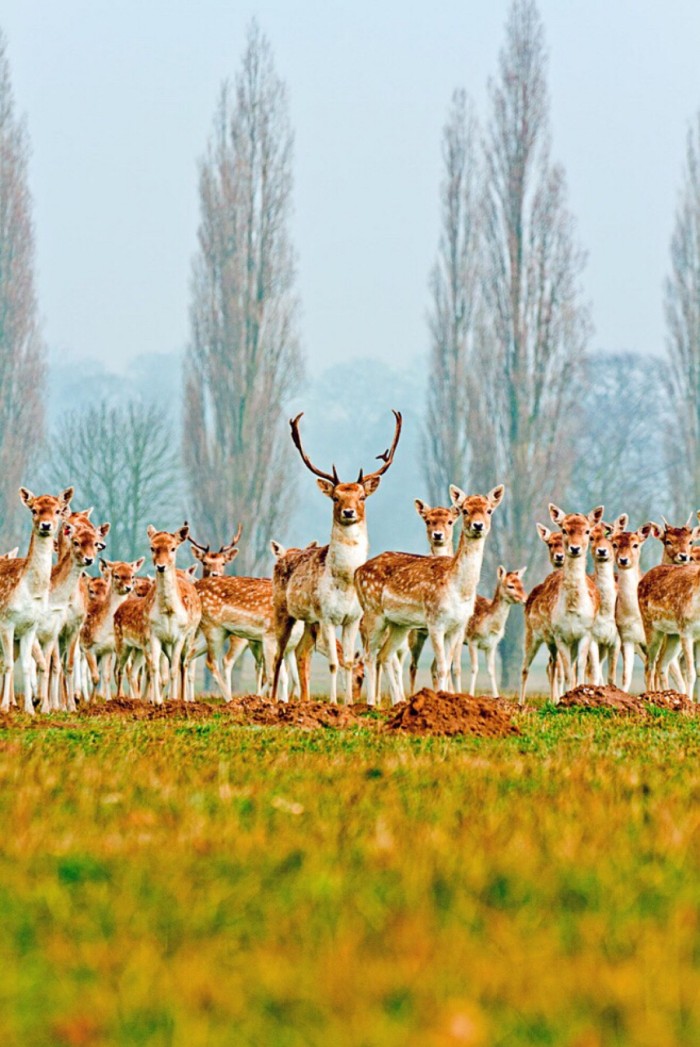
357;410;403;483
220;523;243;553
187;534;210;555
290;413;339;485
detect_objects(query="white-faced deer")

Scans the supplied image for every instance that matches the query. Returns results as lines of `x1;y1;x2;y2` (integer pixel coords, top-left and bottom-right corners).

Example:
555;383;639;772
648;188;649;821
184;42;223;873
35;517;110;713
588;521;619;686
520;505;603;706
114;525;201;704
610;517;651;691
356;484;504;705
188;526;242;578
648;516;700;565
80;558;145;700
466;567;527;697
0;487;73;714
536;523;566;569
271;410;402;704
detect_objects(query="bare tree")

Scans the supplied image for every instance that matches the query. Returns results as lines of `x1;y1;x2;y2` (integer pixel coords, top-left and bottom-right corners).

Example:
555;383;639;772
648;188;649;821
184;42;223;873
571;351;671;528
422;90;481;501
665;113;700;513
0;30;45;543
48;400;183;561
469;0;591;685
184;22;303;574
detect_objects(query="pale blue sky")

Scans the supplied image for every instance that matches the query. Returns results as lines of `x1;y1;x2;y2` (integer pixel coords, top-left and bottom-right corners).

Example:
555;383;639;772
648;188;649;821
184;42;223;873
4;1;700;374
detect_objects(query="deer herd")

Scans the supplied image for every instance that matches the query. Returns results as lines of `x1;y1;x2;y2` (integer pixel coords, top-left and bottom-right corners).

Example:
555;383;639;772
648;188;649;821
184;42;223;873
2;410;700;714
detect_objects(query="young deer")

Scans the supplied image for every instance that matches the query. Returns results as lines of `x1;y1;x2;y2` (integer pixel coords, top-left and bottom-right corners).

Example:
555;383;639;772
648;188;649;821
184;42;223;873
587;521;619;686
0;487;73;714
611;517;651;691
271;410;402;704
406;499;460;693
520;505;603;706
466;567;527;697
80;558;145;700
188;526;242;578
35;518;110;712
536;523;566;569
114;525;201;704
356;484;505;705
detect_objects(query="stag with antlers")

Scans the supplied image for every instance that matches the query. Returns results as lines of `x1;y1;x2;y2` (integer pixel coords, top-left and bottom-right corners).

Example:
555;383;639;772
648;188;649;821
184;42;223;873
270;410;402;704
188;526;243;578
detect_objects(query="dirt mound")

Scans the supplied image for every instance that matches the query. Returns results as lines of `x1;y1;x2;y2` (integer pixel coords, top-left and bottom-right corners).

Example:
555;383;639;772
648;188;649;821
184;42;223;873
384;688;519;738
559;685;698;715
639;690;697;713
78;698;218;720
222;695;369;729
558;685;642;713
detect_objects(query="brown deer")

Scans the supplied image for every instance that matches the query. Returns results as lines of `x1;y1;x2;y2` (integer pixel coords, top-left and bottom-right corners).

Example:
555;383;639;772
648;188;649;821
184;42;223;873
611;517;651;691
0;487;73;714
356;484;505;705
271;410;402;704
649;516;700;565
520;505;603;706
466;567;527;696
188;526;242;578
35;517;110;712
587;521;619;686
536;523;566;569
114;525;201;703
80;558;145;700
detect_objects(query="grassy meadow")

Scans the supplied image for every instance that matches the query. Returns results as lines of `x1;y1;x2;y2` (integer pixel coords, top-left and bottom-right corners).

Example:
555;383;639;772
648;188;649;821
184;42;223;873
0;701;698;1046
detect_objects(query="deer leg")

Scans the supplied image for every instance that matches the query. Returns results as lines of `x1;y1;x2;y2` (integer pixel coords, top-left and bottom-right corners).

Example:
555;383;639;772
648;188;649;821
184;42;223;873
18;629;37;715
587;639;601;687
222;635;247;698
426;624;449;692
679;635;695;698
318;623;338;704
486;645;499;698
293;625;315;702
378;625;410;705
644;632;663;692
519;627;541;707
607;638;620;686
271;617;296;702
148;637;163;705
408;629;426;694
341;619;360;705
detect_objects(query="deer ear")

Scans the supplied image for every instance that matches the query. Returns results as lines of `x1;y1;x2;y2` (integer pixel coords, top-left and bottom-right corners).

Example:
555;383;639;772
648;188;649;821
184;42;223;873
146;525;157;539
488;484;505;508
6;547;18;559
98;522;111;539
19;487;35;508
185;564;197;578
497;565;506;581
191;545;204;562
270;540;285;558
638;523;652;542
99;558;110;576
536;522;551;541
649;521;663;540
61;487;75;507
414;498;429;518
177;523;189;544
132;557;146;572
449;485;466;509
82;506;94;520
588;506;604;525
517;566;527;578
223;548;239;564
316;478;335;499
603;521;615;537
549;503;565;525
362;474;381;496
63;522;75;538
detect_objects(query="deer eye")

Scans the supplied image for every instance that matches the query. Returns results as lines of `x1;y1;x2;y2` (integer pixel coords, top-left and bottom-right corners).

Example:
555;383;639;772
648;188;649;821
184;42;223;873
487;509;492;515
633;543;639;549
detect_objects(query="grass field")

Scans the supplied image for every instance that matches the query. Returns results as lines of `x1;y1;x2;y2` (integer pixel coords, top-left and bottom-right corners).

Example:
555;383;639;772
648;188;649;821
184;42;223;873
0;699;699;1046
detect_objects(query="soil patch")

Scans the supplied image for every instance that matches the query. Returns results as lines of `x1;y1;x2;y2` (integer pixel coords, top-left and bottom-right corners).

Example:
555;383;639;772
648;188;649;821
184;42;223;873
558;685;698;715
384;688;519;738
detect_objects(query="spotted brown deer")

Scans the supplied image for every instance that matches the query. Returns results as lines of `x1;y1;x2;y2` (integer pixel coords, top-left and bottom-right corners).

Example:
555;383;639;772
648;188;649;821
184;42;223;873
114;525;201;703
0;487;73;714
649;516;700;565
188;526;242;578
356;484;504;705
80;558;145;700
587;521;619;686
520;505;603;706
536;523;566;569
610;517;651;691
271;410;402;704
466;567;527;696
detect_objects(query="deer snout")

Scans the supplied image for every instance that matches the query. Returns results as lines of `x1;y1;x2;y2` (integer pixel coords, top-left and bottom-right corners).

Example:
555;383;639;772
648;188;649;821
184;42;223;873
39;521;52;534
677;553;690;563
553;554;565;566
156;563;167;573
341;509;356;521
471;521;485;534
595;548;610;560
568;544;582;557
432;531;445;543
83;556;94;567
617;556;630;568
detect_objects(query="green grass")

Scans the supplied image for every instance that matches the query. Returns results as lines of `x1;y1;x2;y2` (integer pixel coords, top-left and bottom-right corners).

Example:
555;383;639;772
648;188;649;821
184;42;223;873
0;704;698;1045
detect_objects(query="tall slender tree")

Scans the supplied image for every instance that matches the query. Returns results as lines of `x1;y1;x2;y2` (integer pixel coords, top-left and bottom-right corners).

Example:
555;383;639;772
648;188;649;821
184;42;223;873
0;30;45;542
184;23;303;574
665;113;700;513
469;0;590;685
422;89;481;502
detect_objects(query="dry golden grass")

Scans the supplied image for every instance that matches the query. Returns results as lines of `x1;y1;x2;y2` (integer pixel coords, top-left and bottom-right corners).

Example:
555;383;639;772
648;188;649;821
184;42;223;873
0;699;697;1045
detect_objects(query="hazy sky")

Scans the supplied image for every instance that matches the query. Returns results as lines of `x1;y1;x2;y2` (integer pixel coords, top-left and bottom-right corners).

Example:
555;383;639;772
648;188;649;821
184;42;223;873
4;1;700;375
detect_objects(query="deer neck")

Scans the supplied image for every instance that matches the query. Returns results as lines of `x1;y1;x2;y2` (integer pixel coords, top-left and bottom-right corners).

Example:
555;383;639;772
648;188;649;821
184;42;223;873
327;520;369;581
155;563;184;614
50;551;85;605
23;532;55;598
485;586;511;633
429;540;453;558
450;532;487;599
616;564;641;608
593;558;616;617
